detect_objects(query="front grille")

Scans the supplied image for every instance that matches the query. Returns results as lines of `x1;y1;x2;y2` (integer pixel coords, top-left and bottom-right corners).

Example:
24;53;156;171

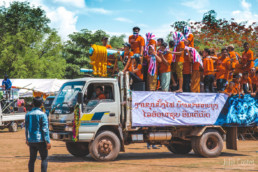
52;125;65;131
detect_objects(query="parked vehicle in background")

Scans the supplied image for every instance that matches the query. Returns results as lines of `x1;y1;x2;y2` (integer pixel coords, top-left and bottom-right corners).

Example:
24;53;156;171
0;88;25;132
44;96;55;116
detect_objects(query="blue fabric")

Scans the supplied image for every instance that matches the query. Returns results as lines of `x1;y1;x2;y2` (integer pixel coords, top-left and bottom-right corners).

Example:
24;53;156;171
2;79;12;90
25;108;50;143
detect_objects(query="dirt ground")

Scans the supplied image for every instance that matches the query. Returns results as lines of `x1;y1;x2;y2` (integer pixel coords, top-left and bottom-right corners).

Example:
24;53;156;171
0;129;257;172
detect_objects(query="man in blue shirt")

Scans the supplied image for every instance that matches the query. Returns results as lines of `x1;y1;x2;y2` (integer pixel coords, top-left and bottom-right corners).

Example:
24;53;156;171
25;97;51;172
2;74;12;99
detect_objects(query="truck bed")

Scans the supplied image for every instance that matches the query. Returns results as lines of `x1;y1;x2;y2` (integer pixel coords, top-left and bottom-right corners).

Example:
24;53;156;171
1;113;25;122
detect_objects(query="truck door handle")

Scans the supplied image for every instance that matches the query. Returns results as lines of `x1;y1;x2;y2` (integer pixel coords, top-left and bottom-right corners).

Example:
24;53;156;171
109;113;115;117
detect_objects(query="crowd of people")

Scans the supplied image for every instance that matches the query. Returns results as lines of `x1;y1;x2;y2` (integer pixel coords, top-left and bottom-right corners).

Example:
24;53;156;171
103;26;256;97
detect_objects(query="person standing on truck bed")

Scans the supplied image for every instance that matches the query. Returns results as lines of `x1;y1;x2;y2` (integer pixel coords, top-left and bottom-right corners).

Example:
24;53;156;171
129;26;145;62
25;97;51;172
2;74;12;100
102;36;112;49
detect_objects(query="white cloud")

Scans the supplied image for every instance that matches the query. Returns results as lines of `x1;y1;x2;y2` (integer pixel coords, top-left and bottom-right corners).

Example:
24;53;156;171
0;0;78;41
53;0;85;8
181;0;210;10
241;0;251;10
86;7;112;14
47;7;78;40
231;0;258;26
114;17;133;23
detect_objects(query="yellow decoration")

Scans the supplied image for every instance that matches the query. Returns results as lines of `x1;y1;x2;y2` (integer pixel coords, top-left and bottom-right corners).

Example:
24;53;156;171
90;44;107;77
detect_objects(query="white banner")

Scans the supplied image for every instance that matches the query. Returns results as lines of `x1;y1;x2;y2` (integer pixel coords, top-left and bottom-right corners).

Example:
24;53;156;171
132;92;228;126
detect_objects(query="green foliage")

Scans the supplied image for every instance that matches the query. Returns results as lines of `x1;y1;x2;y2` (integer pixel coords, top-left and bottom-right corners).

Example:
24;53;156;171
0;1;65;78
109;35;125;49
63;29;108;79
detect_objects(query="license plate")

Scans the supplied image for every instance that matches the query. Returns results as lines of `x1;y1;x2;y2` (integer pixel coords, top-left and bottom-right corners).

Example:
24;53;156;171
52;133;58;139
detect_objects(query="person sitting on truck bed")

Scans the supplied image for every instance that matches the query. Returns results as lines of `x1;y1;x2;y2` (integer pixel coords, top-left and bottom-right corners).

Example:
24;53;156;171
95;86;106;100
129;56;144;85
120;43;134;73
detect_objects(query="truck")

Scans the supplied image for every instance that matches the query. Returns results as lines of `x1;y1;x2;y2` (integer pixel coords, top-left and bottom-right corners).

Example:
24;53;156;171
0;89;25;132
49;72;257;161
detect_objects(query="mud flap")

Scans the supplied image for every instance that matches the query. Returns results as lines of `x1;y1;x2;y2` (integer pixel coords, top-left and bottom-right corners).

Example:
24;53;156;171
225;127;237;150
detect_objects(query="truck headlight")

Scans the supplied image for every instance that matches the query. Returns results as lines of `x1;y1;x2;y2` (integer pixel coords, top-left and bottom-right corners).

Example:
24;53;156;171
65;126;73;132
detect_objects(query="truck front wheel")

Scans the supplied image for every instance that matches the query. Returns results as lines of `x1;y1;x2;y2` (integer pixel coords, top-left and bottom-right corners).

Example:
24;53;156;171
9;122;18;132
167;141;192;154
196;130;223;157
89;131;120;161
66;142;89;157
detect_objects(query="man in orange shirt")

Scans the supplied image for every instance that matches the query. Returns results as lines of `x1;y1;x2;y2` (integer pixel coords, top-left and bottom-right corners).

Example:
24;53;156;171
203;48;215;92
183;26;194;48
240;71;253;94
216;48;231;92
129;56;144;85
95;86;106;100
233;74;241;94
128;27;145;61
158;42;172;91
102;37;112;49
237;42;254;73
172;32;185;92
120;43;134;73
227;44;240;79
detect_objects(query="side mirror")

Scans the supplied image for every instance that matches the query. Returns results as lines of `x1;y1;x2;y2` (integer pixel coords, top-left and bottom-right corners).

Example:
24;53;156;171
77;92;83;104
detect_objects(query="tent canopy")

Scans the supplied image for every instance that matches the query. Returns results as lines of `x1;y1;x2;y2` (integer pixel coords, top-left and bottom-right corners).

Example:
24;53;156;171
10;79;69;97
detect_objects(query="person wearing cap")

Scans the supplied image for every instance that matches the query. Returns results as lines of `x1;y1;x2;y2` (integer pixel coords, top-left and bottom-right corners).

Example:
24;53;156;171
2;74;12;99
25;96;51;172
128;26;145;61
102;36;112;49
120;43;134;73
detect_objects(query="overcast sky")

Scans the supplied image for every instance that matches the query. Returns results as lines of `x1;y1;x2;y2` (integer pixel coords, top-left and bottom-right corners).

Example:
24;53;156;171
1;0;257;41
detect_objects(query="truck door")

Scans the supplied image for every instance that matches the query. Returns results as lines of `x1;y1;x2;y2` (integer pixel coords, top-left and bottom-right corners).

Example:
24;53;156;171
80;82;119;127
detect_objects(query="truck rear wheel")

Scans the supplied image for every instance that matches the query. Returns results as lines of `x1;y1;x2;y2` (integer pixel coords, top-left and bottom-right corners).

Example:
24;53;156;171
196;130;223;157
89;131;120;161
191;137;200;155
9;122;18;132
167;141;192;154
66;142;89;157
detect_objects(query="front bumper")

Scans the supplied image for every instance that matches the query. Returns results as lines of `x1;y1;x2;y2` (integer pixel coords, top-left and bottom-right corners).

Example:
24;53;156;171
50;131;73;141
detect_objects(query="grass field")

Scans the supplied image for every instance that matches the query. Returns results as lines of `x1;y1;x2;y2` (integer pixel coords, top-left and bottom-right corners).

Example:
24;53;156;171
0;129;257;172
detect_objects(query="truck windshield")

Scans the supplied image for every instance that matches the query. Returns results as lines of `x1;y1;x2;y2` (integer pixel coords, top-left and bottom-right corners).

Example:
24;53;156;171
52;81;85;114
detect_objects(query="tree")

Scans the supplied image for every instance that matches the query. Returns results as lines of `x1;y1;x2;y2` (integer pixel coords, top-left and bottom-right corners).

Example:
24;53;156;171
63;29;126;79
63;29;108;79
109;35;125;49
170;10;257;54
0;1;66;78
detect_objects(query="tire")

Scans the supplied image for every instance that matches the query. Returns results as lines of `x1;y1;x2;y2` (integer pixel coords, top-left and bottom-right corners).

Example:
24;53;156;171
89;131;120;161
9;122;18;132
167;141;192;154
66;142;89;157
191;137;200;155
196;130;223;158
